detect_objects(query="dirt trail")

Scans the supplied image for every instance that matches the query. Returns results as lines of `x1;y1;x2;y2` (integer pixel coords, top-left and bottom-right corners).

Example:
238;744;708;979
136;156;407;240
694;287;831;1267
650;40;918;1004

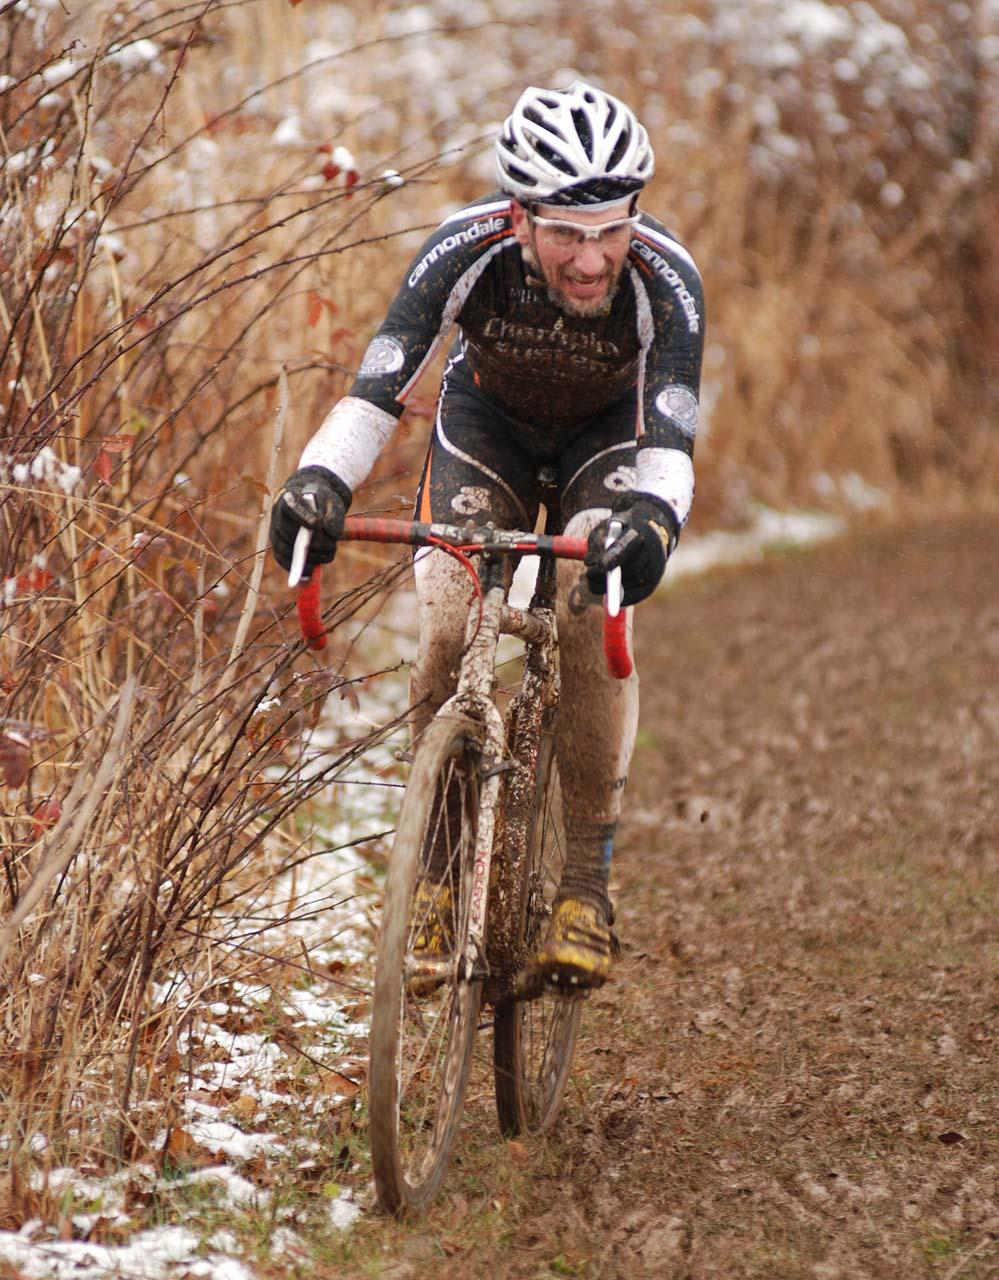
348;515;999;1280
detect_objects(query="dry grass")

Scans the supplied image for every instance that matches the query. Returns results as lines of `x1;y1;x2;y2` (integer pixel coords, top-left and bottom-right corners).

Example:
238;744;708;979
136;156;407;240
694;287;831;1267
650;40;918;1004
1;0;997;1245
1;0;416;1189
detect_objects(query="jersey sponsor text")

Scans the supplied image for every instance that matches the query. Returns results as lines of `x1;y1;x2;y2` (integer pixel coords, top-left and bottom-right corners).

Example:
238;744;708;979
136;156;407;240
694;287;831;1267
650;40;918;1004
632;240;701;333
408;215;508;288
482;317;622;358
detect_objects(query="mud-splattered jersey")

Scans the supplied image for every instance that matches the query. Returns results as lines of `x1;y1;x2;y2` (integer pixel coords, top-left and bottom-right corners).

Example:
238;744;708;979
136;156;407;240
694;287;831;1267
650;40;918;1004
300;192;705;527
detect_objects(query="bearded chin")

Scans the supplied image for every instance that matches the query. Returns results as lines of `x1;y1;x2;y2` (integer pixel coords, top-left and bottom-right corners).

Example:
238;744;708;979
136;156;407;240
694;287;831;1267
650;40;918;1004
521;245;621;318
554;278;620;317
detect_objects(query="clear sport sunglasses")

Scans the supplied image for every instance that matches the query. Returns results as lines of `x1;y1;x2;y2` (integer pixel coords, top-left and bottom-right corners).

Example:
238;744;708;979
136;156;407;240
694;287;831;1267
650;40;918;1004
528;211;640;247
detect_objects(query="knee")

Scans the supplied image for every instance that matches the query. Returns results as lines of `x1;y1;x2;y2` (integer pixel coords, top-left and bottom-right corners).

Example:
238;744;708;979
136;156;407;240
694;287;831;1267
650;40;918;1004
557;507;608;642
412;549;472;685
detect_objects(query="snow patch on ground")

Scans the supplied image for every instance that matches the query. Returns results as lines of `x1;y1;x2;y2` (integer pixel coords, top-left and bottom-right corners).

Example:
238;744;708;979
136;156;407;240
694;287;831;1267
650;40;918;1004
670;506;846;580
0;1225;253;1280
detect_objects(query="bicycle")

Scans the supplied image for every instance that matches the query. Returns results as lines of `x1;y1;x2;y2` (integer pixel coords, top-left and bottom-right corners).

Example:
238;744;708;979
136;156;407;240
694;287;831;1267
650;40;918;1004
287;487;631;1215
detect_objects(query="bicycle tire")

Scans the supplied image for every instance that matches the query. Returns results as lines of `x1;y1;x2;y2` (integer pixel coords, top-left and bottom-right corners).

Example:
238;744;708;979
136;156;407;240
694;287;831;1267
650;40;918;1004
368;713;485;1214
493;730;583;1135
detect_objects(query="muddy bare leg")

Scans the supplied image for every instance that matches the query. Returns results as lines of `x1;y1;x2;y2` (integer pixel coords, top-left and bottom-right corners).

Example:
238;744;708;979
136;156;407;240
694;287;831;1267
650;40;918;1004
554;507;640;915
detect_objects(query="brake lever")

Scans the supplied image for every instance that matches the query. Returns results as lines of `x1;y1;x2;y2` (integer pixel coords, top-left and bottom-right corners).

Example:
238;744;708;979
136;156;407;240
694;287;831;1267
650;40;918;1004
288;526;311;589
605;519;624;618
287;490;317;589
601;518;632;679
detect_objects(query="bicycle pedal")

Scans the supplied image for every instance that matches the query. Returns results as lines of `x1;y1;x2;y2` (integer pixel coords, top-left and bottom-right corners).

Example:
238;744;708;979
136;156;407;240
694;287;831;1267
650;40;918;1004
479;756;514;779
404;954;452;996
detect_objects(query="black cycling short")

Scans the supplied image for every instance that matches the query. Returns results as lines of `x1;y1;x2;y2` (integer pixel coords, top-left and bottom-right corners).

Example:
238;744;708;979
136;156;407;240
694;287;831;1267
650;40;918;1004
414;354;638;531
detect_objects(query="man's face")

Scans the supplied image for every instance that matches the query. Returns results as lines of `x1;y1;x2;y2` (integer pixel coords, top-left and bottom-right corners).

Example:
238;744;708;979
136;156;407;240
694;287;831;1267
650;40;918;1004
510;199;637;317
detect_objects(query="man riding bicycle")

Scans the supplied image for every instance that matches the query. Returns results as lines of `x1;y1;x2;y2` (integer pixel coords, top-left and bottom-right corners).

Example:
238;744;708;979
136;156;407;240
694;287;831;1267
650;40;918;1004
270;81;705;989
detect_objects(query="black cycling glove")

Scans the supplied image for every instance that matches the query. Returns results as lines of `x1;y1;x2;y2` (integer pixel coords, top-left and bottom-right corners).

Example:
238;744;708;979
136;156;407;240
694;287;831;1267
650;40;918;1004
585;497;679;607
269;465;352;575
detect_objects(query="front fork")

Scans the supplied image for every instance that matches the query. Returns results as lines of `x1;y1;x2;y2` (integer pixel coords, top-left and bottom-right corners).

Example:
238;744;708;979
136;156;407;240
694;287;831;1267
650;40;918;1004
436;558;558;993
437;573;509;983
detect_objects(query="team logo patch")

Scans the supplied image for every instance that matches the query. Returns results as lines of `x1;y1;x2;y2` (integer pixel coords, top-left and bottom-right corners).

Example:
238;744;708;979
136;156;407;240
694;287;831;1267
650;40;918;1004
655;386;699;435
603;465;637;493
451;485;492;516
358;335;405;377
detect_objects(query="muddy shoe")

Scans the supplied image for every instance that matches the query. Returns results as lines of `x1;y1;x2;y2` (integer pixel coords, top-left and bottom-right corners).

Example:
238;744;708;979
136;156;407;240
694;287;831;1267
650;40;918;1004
407;880;454;995
532;896;620;989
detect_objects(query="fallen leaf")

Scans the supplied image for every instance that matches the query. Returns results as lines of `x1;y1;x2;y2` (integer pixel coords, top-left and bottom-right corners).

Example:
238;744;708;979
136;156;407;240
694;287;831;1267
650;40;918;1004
506;1139;529;1165
319;1071;360;1099
231;1093;258;1122
182;1089;222;1107
83;1216;133;1245
937;1131;966;1145
123;1178;156;1210
161;1126;201;1167
149;1049;180;1098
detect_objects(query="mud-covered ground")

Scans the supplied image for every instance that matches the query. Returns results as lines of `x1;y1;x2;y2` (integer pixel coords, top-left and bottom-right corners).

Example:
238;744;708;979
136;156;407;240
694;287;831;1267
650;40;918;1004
346;514;999;1279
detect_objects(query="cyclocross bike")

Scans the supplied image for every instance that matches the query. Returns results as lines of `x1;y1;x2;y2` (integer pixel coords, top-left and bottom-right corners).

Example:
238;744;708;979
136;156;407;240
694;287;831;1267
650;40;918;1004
287;484;630;1214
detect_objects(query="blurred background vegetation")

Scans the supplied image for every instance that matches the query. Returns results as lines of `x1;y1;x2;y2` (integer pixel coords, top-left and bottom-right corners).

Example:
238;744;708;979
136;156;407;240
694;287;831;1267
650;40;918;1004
0;0;996;1176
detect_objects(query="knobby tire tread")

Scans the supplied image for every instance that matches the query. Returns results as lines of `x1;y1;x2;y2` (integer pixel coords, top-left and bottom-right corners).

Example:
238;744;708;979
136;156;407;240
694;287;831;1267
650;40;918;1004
493;732;583;1135
368;713;484;1214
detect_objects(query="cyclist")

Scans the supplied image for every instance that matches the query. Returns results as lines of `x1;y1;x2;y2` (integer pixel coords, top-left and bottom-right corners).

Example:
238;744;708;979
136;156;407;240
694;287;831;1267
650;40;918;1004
270;81;705;988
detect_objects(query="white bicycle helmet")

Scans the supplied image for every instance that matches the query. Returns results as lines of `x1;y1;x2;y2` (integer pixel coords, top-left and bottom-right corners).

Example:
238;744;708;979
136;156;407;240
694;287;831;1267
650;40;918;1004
496;80;654;207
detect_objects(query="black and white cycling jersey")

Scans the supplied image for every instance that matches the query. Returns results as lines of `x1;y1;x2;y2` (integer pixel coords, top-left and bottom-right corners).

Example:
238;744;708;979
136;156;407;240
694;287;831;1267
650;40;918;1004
300;192;705;530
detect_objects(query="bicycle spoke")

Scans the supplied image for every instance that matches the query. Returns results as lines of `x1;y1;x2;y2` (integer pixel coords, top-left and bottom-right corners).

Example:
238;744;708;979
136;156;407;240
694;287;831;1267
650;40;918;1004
494;734;583;1135
369;716;484;1213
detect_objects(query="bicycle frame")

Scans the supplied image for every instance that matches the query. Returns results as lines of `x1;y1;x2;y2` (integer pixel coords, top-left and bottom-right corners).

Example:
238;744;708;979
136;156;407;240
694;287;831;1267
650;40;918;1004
442;553;512;983
285;514;633;994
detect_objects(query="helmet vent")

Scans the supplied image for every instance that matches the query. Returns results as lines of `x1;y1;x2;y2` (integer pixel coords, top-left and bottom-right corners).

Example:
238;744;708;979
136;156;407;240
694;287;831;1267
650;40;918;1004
495;80;654;204
569;107;594;159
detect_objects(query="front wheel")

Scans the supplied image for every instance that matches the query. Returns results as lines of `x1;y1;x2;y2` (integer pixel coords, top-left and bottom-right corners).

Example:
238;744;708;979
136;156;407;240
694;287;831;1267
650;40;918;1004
368;714;484;1214
493;732;583;1134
